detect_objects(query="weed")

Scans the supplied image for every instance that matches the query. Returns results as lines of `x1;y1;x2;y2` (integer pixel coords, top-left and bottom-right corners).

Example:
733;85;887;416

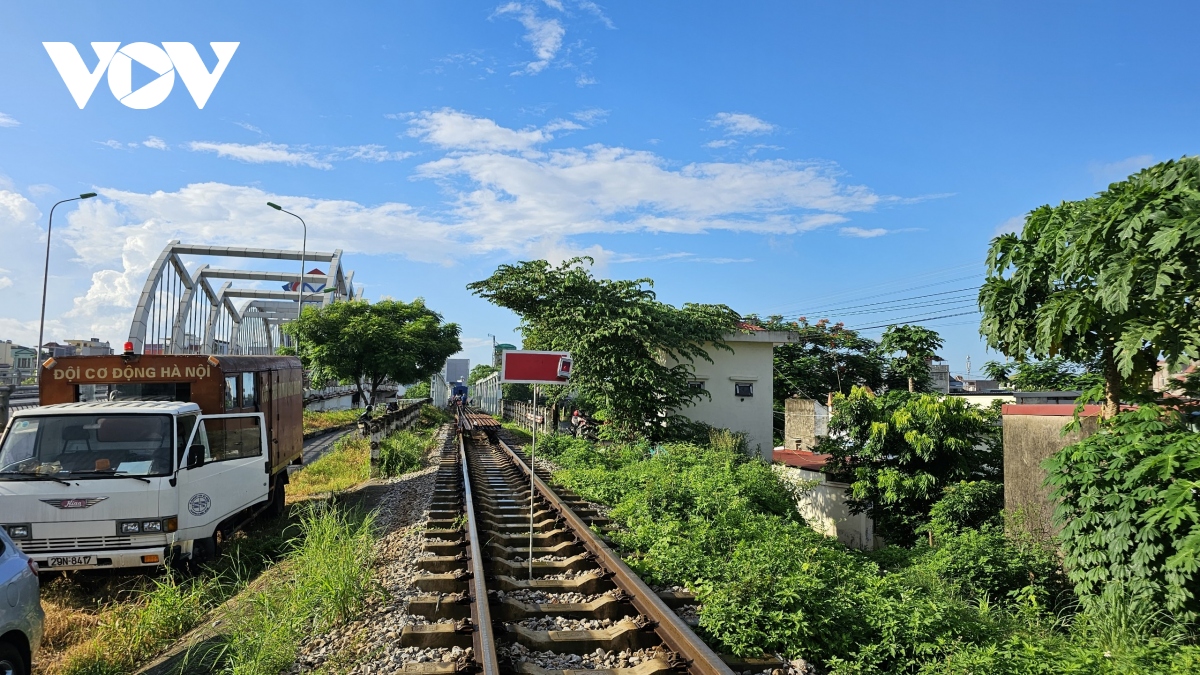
302;408;366;435
378;428;432;477
196;504;377;675
288;435;371;497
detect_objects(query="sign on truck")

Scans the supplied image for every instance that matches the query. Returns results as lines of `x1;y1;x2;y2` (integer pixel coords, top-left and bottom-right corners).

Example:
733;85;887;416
0;353;304;570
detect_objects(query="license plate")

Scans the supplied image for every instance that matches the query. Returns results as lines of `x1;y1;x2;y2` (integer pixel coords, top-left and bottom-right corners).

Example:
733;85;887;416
47;555;94;567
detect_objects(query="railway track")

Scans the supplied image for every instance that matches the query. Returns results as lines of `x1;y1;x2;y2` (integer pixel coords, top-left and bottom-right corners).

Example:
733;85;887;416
398;410;733;675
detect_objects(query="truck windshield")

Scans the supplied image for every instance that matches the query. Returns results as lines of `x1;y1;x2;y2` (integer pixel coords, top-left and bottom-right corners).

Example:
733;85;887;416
0;414;175;478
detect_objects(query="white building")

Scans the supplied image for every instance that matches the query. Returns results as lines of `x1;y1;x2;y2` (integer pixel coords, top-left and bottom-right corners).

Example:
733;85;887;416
775;450;878;550
443;358;470;385
674;327;798;459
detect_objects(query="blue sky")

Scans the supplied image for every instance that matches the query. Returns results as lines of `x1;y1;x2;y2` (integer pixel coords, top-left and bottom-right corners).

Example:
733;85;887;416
1;1;1198;377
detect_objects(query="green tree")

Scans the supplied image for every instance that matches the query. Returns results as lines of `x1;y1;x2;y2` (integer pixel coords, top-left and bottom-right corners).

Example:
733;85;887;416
284;299;461;406
981;357;1102;392
403;380;431;400
468;258;739;441
879;324;943;392
755;315;885;400
980;156;1200;418
1046;404;1200;622
467;363;497;384
819;387;1002;545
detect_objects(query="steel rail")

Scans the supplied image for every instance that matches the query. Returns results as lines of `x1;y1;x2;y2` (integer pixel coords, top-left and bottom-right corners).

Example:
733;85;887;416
495;438;734;675
460;430;501;675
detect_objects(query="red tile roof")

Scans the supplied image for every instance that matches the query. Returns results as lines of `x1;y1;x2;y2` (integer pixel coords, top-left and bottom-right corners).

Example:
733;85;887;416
773;449;832;471
737;322;766;331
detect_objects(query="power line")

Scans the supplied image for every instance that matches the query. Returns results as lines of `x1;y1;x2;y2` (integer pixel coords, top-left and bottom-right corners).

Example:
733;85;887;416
849;310;982;331
781;285;980;317
821;296;980;319
761;270;982;316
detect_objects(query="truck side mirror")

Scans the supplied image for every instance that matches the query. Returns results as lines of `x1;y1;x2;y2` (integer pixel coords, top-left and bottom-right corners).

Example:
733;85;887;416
186;445;205;469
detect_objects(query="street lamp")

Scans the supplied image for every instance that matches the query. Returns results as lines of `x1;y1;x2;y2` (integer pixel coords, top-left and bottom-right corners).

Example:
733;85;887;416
36;192;97;384
267;201;307;331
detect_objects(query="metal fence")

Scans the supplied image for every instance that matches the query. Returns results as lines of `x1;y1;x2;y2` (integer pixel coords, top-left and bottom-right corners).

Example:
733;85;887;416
358;398;429;474
501;399;556;435
473;372;501;416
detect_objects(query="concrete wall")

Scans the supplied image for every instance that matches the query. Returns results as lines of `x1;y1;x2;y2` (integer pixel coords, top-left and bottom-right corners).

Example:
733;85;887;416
676;336;778;458
783;398;829;450
777;465;877;550
1003;408;1098;536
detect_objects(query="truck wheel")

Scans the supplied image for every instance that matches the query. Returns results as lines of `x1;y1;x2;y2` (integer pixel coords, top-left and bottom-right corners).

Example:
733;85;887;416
0;641;29;675
192;533;221;566
267;477;287;519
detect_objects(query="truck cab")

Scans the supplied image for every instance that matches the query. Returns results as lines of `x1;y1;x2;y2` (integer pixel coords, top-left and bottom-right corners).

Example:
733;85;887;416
0;401;269;571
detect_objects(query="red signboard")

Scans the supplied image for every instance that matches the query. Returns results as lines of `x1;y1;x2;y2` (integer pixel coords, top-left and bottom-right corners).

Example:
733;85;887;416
500;350;572;384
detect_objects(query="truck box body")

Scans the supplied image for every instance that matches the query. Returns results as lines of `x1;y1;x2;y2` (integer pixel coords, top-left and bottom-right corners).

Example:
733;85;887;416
0;355;303;571
39;355;302;474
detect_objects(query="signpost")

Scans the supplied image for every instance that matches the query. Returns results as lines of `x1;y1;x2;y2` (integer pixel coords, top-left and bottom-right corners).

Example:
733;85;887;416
499;350;571;578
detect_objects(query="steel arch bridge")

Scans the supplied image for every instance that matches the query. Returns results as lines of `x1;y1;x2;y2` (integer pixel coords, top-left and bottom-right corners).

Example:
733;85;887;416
127;241;357;355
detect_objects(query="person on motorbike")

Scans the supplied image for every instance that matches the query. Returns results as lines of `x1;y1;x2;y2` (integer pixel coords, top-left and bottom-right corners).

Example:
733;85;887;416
570;409;589;437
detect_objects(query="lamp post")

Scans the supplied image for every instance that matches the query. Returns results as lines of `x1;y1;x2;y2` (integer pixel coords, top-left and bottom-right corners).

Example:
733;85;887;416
267;202;307;341
36;192;97;384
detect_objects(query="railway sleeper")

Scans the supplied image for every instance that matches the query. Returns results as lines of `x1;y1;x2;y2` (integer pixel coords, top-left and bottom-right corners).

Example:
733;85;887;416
506;618;661;653
492;594;636;621
514;657;683;675
400;621;476;649
488;553;596;575
493;572;616;594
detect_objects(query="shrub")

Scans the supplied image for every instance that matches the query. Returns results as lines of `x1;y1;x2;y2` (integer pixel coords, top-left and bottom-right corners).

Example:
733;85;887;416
819;388;1002;545
1045;404;1200;622
926;480;1004;536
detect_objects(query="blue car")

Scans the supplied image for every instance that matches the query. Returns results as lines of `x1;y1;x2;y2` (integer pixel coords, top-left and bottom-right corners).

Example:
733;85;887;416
0;526;42;675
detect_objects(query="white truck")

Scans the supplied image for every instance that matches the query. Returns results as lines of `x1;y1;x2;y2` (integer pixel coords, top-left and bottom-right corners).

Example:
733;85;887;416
0;401;275;570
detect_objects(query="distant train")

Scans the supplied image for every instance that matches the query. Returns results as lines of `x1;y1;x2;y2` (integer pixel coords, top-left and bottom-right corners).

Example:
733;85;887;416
450;382;469;404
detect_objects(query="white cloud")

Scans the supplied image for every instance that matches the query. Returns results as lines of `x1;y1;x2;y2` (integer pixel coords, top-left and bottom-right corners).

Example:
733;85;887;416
494;2;566;74
572;108;608;124
839;227;889;238
27;184;57;197
575;74;597;86
0;113;19;128
411;113;881;252
575;0;615;28
711;112;777;136
143;136;168;150
234;121;263;134
0;267;11;291
0;190;40;229
187;141;333;169
97;140;126;150
406;109;554;152
611;252;752;264
704;139;736;149
1090;154;1154;185
335;144;414;162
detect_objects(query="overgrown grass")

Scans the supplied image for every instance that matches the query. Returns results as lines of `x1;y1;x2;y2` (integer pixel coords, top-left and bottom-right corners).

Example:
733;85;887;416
302;408;364;435
47;519;292;675
378;427;433;476
287;435;371;498
500;420;533;444
535;432;1200;674
193;505;377;675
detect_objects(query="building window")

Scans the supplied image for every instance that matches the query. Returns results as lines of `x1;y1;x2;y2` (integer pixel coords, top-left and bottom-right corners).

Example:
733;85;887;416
688;381;705;390
734;382;754;397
